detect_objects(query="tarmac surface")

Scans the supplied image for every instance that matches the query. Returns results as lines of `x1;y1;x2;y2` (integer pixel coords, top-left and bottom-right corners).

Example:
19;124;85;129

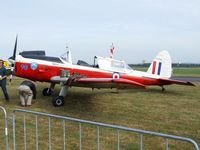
171;76;200;82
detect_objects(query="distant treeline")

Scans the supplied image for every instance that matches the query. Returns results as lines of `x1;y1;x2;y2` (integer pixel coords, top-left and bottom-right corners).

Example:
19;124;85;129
129;63;200;68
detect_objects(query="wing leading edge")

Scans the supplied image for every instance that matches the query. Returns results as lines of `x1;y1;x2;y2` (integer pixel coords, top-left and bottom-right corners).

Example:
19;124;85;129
76;78;146;88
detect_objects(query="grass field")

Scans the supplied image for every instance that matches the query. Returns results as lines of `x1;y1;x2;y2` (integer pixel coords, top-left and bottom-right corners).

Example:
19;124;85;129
133;67;200;77
0;68;200;149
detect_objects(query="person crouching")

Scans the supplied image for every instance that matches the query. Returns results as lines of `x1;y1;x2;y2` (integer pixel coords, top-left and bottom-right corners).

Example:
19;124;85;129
18;80;36;106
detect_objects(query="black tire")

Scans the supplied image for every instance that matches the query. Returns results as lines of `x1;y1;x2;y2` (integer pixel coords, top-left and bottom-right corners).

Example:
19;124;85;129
42;87;52;96
161;86;166;92
52;96;65;107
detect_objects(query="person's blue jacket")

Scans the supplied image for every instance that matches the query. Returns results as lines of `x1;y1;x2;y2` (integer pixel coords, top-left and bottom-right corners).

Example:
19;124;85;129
0;67;7;85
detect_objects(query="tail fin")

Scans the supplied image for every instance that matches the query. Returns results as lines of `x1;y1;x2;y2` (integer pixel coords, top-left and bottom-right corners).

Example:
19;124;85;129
147;50;172;79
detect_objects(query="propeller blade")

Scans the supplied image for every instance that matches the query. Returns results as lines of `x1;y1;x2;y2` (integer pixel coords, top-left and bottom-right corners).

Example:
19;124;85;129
13;34;18;60
8;35;18;67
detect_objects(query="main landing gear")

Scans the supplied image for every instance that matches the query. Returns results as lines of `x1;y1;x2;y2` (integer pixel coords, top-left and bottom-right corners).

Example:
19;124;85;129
42;83;55;96
43;71;81;107
52;82;68;107
52;96;65;107
43;87;53;96
42;82;67;107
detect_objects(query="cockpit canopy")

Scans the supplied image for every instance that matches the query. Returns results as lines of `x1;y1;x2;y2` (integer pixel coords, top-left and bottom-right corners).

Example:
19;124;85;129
94;56;133;73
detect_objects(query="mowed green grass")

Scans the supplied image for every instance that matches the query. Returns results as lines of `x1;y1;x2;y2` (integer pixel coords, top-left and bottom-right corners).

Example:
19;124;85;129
0;75;200;149
172;67;200;77
133;67;200;77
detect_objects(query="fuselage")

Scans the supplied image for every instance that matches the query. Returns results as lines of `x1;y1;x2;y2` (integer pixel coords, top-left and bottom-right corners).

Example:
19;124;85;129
14;55;163;88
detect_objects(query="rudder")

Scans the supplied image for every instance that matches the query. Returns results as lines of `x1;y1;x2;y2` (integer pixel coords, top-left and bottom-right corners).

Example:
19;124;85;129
147;50;172;79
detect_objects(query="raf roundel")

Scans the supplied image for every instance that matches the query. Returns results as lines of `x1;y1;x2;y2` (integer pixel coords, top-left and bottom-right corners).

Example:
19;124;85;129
112;72;120;79
30;62;38;70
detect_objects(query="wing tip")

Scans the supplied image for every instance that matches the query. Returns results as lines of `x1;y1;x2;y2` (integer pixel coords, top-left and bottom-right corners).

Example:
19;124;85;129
187;82;195;86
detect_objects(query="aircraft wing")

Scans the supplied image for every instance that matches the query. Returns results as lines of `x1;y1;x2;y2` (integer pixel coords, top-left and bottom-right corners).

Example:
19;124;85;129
51;76;69;83
75;78;146;88
50;76;145;88
158;78;195;86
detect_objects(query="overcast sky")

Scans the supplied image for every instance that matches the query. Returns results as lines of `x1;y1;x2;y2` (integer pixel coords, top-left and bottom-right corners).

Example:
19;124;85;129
0;0;200;64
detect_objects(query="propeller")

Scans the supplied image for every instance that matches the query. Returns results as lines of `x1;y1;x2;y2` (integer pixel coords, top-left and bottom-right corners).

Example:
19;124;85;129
8;35;18;70
8;35;18;64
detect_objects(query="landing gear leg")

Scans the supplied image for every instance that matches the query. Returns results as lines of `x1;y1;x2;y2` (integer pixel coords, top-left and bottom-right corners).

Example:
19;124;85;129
52;83;68;107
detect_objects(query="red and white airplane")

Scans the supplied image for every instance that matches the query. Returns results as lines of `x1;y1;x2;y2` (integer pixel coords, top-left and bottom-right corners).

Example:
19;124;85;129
9;36;194;106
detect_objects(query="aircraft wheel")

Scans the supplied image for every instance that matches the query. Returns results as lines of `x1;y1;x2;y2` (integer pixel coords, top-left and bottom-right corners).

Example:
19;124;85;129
43;87;53;96
52;96;65;107
161;87;166;92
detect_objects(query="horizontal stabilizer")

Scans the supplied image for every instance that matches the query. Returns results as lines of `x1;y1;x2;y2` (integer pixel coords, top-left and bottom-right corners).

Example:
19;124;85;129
158;78;195;86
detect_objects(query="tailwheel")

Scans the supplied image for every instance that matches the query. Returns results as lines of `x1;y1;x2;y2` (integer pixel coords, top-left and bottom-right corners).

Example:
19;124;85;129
52;96;65;107
161;86;166;92
43;87;53;96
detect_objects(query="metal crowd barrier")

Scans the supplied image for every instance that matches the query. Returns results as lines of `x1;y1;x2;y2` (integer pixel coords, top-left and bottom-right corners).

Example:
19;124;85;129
12;109;199;150
0;106;8;150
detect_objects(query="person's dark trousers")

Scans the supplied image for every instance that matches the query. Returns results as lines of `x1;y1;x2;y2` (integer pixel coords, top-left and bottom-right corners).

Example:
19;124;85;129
0;81;9;101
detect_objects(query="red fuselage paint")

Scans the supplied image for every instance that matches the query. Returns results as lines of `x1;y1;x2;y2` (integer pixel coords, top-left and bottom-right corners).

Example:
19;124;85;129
14;62;162;87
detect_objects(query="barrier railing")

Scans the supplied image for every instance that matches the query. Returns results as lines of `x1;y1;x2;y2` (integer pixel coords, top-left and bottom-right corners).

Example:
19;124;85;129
0;106;8;150
12;109;199;150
